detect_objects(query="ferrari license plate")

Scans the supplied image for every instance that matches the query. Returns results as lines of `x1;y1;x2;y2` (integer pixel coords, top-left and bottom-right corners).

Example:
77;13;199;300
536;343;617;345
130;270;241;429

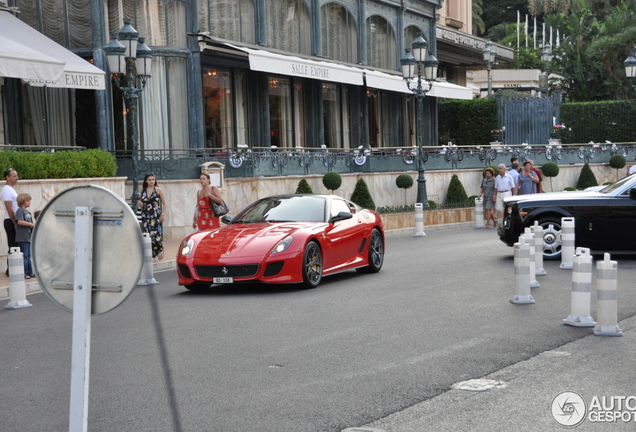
213;277;233;284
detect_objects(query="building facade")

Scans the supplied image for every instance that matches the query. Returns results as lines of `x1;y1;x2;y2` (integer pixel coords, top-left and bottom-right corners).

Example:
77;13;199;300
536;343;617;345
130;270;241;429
0;0;510;178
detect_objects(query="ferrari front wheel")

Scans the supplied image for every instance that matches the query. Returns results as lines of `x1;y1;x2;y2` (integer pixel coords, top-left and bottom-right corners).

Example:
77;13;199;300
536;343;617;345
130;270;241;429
357;228;384;273
302;241;322;289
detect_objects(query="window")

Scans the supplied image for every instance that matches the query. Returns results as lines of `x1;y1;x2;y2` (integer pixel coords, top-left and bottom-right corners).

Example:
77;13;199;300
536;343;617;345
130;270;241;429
199;0;255;44
321;3;357;63
265;0;311;54
366;15;396;70
322;83;351;148
269;76;292;148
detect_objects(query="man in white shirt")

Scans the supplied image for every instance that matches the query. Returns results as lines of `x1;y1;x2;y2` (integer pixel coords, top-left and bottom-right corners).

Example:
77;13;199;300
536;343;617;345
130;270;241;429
508;161;520;185
494;164;516;221
3;168;19;275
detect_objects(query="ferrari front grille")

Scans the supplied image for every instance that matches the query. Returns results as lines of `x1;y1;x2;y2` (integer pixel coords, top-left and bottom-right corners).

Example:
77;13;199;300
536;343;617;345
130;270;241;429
195;264;260;278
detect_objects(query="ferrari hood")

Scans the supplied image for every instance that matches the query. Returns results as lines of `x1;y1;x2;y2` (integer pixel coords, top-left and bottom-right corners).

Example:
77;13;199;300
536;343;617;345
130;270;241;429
191;223;323;259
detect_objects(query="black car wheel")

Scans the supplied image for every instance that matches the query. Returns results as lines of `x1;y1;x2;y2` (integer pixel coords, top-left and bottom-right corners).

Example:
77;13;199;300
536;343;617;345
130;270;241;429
536;217;563;260
357;229;384;273
302;241;322;288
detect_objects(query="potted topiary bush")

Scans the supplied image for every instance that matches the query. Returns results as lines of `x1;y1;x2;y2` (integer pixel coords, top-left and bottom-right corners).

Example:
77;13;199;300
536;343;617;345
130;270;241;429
445;174;469;207
295;178;313;194
395;174;413;205
350;178;375;210
609;154;626;182
322;171;342;193
541;161;560;192
576;163;598;190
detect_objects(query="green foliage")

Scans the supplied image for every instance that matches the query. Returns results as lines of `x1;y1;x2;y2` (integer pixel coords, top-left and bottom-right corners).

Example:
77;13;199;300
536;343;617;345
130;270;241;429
427;200;438;209
445;174;469;205
295;178;313;194
564;187;577;191
541;161;560;192
376;204;414;214
396;174;414;190
576;163;598;190
0;149;117;179
438;98;497;145
609;154;627;169
350;178;375;210
561;101;636;144
322;171;342;192
396;174;414;205
609;154;627;182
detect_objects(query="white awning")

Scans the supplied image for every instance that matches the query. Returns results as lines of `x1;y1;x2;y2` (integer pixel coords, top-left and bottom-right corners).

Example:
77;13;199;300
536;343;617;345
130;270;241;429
0;35;65;82
0;11;105;90
364;69;473;100
225;44;364;86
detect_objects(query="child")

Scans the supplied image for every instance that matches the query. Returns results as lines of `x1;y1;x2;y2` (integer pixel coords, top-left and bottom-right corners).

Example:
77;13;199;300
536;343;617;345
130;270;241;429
15;193;35;279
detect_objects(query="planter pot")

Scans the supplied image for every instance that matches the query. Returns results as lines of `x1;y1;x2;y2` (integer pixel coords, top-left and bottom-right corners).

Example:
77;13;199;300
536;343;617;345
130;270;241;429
380;208;475;230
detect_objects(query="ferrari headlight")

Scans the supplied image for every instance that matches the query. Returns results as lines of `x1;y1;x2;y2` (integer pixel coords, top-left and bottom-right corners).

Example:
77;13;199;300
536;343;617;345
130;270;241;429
271;236;294;254
180;238;195;256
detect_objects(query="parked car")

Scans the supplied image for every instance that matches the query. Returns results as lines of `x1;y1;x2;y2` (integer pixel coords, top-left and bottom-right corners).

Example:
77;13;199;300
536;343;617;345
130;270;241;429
498;175;636;259
177;194;385;290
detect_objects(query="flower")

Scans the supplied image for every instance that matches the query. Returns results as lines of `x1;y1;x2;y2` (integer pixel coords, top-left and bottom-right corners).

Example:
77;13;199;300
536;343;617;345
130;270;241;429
491;128;504;134
552;124;565;132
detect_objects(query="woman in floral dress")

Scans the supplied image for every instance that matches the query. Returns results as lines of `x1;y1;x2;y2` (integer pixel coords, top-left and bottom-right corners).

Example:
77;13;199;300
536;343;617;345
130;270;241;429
193;173;224;231
138;173;167;260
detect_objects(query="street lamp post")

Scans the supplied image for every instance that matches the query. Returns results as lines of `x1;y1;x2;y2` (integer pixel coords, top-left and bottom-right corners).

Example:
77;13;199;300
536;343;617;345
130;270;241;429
104;18;153;212
483;40;496;96
541;43;553;96
624;47;636;90
400;33;438;208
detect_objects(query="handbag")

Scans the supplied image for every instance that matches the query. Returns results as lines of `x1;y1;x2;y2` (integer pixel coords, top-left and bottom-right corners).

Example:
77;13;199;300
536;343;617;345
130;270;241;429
211;199;229;217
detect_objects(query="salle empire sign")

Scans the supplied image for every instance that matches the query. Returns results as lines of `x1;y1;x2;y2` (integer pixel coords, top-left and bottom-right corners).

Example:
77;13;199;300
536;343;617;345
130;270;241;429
28;72;105;89
290;63;330;80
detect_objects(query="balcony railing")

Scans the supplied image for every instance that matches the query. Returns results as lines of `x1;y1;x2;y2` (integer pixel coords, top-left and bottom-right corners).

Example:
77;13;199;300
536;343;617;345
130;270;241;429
107;142;634;180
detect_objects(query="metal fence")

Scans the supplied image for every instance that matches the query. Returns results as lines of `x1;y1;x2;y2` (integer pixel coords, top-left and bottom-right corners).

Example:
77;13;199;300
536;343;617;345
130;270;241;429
112;142;636;181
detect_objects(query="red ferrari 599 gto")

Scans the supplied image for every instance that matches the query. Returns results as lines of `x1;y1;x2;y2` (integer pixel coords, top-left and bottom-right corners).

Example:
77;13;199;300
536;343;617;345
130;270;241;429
177;194;385;290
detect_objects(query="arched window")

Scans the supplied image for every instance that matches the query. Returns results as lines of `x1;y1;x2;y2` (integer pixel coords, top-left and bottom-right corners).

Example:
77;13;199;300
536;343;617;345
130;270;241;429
265;0;311;54
321;3;357;63
199;0;255;44
404;25;423;53
366;15;396;70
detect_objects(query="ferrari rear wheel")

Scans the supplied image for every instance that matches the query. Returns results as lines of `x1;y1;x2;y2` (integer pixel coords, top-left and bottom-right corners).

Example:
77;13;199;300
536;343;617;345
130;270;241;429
357;228;384;273
302;241;322;289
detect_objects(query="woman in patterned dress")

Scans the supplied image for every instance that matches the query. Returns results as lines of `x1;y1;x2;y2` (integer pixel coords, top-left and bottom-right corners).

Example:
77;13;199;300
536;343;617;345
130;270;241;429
193;173;223;231
138;173;167;260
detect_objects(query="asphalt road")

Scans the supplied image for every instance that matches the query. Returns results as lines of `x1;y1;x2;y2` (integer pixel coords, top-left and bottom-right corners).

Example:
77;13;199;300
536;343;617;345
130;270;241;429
2;227;635;431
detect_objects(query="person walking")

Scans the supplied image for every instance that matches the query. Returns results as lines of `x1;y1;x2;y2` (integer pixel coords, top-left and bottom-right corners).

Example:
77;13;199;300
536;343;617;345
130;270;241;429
478;167;497;228
15;193;35;279
2;168;19;276
138;173;167;261
628;155;636;176
516;160;540;195
494;164;516;221
193;173;224;231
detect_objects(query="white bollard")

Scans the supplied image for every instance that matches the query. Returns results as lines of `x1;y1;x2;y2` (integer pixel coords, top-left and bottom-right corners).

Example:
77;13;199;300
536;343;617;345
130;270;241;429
474;198;484;229
563;247;595;327
5;247;33;310
510;237;535;304
559;217;575;269
532;221;546;276
522;229;540;288
414;203;425;237
594;253;622;337
137;233;159;286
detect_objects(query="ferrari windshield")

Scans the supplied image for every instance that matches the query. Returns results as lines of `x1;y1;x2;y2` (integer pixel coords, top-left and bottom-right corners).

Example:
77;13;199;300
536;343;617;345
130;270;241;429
235;195;327;223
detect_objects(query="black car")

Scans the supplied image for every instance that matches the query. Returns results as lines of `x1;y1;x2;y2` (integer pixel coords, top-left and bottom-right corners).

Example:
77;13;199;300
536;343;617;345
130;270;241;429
498;175;636;259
